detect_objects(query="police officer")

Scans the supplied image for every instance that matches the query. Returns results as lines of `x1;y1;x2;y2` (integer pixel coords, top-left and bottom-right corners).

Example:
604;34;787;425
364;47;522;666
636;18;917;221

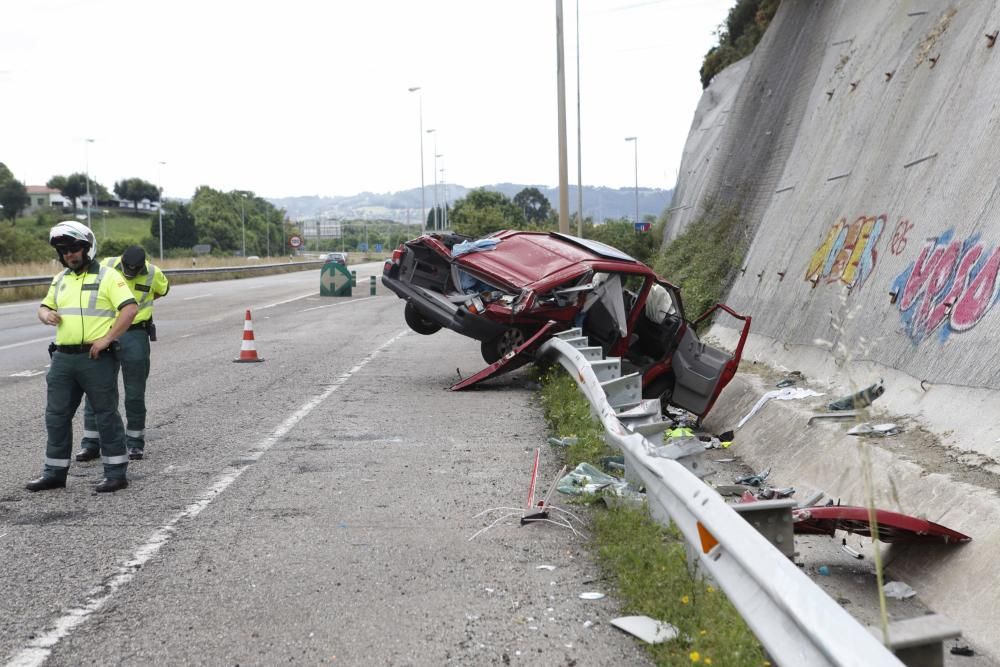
76;245;169;461
27;221;138;493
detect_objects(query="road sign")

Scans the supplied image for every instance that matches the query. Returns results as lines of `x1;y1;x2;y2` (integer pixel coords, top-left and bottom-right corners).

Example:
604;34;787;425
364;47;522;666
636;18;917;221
634;222;651;232
289;235;302;248
375;243;382;252
320;262;353;297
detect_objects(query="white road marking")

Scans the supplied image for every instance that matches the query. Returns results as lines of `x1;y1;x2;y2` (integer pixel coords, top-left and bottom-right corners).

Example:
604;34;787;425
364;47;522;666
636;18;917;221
255;292;317;311
0;336;53;352
9;370;45;377
182;294;212;301
4;329;409;667
300;295;376;312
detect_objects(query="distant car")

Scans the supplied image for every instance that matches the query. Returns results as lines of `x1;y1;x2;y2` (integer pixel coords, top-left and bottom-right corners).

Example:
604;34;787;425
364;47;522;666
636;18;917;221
382;230;751;420
325;252;348;265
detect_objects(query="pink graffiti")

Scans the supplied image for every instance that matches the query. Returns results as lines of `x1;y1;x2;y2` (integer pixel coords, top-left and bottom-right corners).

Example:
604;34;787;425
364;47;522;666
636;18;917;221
896;232;1000;340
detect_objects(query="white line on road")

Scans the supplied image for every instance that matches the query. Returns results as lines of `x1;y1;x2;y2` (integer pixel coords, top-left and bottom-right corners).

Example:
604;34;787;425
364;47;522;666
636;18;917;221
181;294;213;300
255;292;317;311
9;369;45;377
3;328;410;667
0;336;53;352
300;295;376;312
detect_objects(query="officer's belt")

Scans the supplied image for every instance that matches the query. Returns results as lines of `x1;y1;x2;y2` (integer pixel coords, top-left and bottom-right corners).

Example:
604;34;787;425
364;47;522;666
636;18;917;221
128;321;150;331
56;344;92;354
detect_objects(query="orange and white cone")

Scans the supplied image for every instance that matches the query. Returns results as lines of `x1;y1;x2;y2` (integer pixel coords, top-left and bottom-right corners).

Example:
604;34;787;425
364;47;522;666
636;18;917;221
234;309;264;363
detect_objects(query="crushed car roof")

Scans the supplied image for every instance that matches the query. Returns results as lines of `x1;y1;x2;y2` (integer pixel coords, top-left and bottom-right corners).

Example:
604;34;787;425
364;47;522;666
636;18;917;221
454;231;641;288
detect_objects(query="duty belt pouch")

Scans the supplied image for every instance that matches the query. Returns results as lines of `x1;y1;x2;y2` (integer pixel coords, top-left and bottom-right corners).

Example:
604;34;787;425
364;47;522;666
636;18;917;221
48;342;56;359
109;340;122;358
147;320;157;342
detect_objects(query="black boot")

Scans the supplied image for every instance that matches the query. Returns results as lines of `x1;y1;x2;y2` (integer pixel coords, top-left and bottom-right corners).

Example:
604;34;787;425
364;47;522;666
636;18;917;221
95;478;129;493
25;476;67;492
75;449;100;462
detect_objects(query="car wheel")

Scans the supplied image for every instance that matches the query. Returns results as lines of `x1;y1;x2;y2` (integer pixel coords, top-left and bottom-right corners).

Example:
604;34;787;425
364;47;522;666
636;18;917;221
481;329;526;364
404;302;442;335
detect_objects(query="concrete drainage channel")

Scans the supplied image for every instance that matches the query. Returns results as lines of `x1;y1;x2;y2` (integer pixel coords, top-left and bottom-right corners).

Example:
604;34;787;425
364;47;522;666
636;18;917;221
539;328;969;667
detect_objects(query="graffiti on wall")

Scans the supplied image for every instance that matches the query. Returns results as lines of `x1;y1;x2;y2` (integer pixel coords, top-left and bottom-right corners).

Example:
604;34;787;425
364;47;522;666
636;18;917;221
805;215;886;289
892;228;1000;343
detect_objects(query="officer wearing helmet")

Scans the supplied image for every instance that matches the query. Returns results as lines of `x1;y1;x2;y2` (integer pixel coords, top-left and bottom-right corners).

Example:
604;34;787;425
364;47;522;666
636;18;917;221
76;245;169;462
28;221;138;493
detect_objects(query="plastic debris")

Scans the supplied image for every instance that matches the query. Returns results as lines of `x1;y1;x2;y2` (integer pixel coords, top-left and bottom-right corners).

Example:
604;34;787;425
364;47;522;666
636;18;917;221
847;422;901;437
557;463;628;496
737;388;824;428
841;542;863;559
600;455;625;472
536;565;556;571
818;565;830;576
579;592;605;600
883;581;917;600
735;467;771;487
950;644;975;656
610;616;680;644
757;486;795;500
828;380;884;411
547;436;579;448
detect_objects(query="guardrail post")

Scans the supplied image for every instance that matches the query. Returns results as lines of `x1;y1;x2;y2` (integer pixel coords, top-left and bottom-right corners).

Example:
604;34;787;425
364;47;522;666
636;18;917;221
870;614;961;667
369;275;376;296
731;498;797;559
351;270;357;287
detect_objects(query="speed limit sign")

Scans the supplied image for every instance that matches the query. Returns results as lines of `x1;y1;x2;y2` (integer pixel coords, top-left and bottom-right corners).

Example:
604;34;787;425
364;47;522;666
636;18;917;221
289;235;302;248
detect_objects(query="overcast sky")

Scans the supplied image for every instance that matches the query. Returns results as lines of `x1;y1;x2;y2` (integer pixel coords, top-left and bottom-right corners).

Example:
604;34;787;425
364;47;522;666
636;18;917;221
1;0;734;201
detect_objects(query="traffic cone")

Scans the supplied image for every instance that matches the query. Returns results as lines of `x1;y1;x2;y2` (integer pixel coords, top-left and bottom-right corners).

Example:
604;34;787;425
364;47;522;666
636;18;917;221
234;309;264;363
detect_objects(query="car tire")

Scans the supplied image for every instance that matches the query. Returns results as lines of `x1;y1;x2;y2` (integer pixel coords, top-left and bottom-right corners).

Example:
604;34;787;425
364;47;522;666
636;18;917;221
481;329;526;364
404;302;442;335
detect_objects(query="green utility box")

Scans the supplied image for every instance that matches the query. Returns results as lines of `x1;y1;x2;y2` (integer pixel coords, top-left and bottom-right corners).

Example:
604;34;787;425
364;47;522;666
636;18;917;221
320;262;353;297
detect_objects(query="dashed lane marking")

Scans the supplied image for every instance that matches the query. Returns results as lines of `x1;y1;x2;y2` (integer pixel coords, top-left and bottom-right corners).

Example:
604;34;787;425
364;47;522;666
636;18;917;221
3;328;409;667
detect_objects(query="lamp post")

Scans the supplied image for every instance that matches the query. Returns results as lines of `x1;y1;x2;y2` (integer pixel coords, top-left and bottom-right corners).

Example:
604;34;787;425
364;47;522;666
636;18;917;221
427;129;438;229
84;138;94;229
625;136;638;225
440;165;448;230
575;0;583;236
240;193;247;258
407;86;426;232
157;161;166;260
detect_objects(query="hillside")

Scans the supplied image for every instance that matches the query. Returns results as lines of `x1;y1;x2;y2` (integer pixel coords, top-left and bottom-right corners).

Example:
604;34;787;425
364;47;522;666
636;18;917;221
671;0;1000;656
267;183;672;223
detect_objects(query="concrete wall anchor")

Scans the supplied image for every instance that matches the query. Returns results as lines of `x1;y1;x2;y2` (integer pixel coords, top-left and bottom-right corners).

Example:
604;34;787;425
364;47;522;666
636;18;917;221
885;71;894;81
826;90;834;100
987;30;998;48
777;271;786;281
850;80;860;91
929;54;940;68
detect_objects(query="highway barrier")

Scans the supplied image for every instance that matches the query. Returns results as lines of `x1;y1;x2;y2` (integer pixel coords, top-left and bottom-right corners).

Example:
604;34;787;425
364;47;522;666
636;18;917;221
0;260;326;290
539;328;905;667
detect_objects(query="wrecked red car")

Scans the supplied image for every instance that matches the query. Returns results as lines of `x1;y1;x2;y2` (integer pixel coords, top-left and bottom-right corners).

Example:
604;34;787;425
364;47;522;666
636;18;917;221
382;230;751;419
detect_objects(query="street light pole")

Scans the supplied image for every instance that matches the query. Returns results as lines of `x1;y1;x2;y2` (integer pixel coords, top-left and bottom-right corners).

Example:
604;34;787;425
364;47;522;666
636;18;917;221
157;161;166;260
427;129;438;230
84;138;94;229
407;86;426;232
440;165;448;230
625;137;638;225
575;0;583;236
240;193;247;258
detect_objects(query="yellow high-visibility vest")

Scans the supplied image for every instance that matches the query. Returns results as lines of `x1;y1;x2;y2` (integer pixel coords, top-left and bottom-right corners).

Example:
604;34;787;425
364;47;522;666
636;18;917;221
42;261;136;345
101;256;170;325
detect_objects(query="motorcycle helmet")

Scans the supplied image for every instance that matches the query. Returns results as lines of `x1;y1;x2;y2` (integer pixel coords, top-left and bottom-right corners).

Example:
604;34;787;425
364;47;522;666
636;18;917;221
49;220;97;265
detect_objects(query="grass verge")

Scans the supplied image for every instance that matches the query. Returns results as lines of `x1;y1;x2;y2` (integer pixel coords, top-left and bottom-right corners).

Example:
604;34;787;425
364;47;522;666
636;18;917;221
538;362;767;666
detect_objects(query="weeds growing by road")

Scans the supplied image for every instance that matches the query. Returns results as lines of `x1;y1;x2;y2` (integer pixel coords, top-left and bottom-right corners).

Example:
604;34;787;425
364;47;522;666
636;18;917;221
538;363;766;666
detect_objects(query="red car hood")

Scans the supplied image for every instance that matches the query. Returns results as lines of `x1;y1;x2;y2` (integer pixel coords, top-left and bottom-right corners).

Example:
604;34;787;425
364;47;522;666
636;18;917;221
454;234;605;288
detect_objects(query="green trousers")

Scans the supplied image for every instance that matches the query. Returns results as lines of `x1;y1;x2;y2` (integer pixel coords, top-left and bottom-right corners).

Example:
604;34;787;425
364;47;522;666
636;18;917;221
44;348;128;480
81;327;150;452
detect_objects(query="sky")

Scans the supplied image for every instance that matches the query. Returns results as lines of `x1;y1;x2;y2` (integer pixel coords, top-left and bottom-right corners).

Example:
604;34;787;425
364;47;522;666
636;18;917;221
1;0;734;202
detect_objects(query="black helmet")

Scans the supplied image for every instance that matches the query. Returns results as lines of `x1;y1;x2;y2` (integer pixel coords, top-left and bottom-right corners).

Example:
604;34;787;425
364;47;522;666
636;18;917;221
120;245;146;279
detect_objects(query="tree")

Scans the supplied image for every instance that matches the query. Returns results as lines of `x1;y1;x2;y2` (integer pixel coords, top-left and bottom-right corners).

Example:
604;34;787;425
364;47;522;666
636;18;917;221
47;173;96;210
152;201;198;250
513;187;552;225
449;189;525;238
0;162;13;184
114;177;160;208
0;178;29;223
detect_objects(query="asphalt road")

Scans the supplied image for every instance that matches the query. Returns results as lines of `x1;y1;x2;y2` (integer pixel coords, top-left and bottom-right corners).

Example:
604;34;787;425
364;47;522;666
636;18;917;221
0;266;650;666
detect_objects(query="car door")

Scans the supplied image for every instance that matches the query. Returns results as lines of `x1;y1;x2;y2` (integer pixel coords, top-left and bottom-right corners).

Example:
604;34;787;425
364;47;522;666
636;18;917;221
669;302;751;418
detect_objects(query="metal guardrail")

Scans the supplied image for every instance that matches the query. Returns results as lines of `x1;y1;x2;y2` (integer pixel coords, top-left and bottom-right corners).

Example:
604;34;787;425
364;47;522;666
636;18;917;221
539;330;903;667
0;260;325;289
